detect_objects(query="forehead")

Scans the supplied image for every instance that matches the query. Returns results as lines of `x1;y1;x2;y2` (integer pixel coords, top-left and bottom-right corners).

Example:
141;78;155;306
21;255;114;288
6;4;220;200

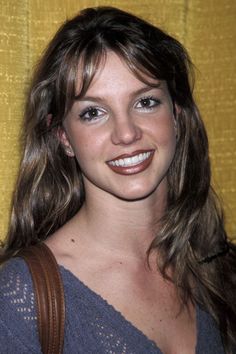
75;51;165;98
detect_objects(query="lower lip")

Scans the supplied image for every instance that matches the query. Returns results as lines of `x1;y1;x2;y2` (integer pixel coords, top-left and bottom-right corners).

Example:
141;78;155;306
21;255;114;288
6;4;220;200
107;151;154;175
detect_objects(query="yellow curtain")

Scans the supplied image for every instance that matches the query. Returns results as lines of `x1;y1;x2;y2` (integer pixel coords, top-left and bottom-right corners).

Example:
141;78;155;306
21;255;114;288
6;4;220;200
0;0;236;241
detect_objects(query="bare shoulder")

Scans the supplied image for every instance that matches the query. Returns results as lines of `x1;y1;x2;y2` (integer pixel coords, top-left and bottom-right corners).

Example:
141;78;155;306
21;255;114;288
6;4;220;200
44;214;82;261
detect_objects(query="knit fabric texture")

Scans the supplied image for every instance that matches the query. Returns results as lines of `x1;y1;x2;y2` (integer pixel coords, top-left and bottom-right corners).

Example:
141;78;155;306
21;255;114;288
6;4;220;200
0;257;225;354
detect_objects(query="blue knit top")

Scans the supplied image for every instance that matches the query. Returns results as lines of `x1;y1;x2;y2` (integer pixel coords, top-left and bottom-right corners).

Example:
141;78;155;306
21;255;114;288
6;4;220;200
0;257;225;353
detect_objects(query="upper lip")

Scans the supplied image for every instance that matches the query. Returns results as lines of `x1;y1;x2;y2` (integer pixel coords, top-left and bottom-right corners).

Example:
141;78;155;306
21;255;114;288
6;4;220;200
107;149;154;162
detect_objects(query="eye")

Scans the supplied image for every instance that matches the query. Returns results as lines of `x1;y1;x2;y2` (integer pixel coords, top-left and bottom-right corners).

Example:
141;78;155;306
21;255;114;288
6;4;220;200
135;96;161;110
79;106;106;123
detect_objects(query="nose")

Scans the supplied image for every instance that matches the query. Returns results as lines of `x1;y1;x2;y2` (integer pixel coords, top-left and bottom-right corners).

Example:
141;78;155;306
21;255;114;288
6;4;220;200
111;115;142;145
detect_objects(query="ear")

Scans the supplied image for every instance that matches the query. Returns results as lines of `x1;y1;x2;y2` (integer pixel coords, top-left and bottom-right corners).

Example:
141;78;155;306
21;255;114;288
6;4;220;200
47;113;53;127
173;103;181;137
57;126;75;157
174;103;181;116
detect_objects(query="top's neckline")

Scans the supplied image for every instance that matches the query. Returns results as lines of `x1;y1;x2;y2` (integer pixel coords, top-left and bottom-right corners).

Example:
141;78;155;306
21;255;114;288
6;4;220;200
59;263;200;354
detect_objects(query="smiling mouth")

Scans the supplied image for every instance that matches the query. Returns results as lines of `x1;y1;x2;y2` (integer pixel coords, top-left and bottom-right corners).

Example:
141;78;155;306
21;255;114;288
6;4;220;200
108;151;152;167
106;150;154;175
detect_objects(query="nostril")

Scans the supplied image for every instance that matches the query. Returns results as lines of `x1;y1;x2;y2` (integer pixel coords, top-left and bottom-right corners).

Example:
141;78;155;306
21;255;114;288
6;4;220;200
111;121;142;145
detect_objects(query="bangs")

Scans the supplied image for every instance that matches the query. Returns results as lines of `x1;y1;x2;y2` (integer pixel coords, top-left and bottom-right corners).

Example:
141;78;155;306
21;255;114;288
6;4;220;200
53;40;106;121
53;24;187;122
62;40;169;114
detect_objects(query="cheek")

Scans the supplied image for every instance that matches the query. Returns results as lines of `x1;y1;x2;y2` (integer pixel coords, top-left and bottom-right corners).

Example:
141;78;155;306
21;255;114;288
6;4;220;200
162;127;176;148
152;117;176;148
71;132;106;167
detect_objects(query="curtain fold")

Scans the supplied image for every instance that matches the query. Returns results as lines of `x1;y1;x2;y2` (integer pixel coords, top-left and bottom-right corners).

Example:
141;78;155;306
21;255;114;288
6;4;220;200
0;0;235;241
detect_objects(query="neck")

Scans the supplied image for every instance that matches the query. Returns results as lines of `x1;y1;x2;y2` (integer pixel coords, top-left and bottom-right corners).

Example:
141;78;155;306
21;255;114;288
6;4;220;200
73;184;167;262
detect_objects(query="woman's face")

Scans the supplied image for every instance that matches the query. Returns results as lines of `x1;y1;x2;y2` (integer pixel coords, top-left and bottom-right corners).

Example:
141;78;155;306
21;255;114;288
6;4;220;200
61;52;177;201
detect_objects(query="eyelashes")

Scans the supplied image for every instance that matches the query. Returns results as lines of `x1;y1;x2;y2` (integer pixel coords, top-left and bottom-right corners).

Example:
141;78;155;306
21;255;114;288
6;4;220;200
78;95;161;123
79;106;106;122
135;96;161;110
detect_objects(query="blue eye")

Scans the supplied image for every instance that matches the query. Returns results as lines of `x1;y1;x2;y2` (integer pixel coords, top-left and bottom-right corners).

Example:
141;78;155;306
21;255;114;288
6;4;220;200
136;96;161;110
79;107;105;122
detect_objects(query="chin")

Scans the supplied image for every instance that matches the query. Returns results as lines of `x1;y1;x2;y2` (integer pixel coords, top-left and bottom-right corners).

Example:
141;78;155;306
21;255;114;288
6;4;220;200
84;173;168;202
112;184;161;202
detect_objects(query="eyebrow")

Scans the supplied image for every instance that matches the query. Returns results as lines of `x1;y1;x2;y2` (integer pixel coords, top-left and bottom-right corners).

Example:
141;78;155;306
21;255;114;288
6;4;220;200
74;82;162;102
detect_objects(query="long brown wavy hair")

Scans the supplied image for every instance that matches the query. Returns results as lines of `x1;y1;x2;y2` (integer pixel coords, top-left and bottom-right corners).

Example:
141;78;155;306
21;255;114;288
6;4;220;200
1;6;235;352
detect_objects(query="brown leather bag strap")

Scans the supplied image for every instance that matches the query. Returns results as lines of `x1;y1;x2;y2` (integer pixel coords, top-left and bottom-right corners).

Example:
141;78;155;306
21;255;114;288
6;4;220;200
16;243;65;354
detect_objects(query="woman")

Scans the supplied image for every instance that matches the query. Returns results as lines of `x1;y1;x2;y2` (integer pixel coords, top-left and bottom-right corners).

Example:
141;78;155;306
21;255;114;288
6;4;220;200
0;6;235;354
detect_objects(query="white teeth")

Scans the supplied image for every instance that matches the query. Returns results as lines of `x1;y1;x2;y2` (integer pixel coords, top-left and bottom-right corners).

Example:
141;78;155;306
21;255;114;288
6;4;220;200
132;155;139;164
109;151;152;167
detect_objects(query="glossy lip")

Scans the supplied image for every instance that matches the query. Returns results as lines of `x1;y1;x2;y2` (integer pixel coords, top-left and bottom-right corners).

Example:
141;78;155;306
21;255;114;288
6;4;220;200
106;149;155;175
